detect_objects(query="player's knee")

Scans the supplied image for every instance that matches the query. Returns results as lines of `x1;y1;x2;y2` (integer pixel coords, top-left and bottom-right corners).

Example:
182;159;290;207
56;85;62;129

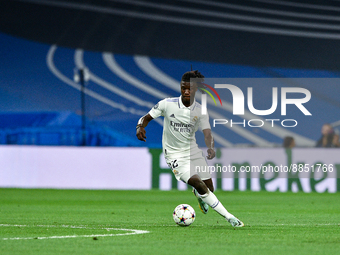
203;179;214;193
196;181;208;195
207;182;214;192
188;176;208;195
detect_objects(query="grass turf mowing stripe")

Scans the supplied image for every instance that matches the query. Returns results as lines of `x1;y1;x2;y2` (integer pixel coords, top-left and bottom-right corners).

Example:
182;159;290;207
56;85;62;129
0;189;339;255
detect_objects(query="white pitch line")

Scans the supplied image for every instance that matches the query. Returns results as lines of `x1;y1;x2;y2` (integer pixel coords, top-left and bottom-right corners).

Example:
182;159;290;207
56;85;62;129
2;231;149;241
0;224;149;240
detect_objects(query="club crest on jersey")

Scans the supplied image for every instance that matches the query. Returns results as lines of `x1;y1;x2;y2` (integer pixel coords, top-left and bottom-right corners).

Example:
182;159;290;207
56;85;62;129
192;116;198;122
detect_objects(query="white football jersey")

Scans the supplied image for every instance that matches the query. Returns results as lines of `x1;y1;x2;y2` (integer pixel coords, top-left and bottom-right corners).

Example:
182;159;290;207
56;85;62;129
148;96;211;159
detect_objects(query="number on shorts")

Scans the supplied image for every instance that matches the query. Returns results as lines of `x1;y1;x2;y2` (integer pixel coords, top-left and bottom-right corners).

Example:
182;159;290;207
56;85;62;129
167;159;178;170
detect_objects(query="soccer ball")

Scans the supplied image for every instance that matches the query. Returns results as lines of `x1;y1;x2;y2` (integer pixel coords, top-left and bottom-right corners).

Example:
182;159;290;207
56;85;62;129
173;204;196;226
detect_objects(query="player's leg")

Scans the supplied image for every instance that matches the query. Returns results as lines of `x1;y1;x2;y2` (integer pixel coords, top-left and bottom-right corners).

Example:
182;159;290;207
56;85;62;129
188;175;231;216
188;175;244;227
192;178;213;214
203;178;214;192
192;187;209;214
192;179;214;214
167;155;209;214
188;174;208;194
167;156;244;227
191;156;213;214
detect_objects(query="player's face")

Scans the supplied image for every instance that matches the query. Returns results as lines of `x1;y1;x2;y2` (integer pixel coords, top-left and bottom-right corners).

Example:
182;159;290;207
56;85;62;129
180;81;197;107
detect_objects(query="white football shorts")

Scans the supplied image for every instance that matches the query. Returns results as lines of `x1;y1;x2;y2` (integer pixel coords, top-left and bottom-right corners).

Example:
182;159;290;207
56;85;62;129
165;152;211;183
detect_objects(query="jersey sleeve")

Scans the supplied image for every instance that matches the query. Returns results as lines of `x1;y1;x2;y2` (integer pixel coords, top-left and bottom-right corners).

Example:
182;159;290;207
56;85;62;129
199;111;211;130
148;99;166;119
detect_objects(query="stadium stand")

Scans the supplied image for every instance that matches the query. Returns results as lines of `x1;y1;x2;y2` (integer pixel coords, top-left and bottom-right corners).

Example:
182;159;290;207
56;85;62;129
0;0;340;147
1;32;339;147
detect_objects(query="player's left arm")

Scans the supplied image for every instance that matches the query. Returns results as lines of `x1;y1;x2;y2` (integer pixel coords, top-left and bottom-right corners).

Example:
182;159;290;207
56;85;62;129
203;129;215;160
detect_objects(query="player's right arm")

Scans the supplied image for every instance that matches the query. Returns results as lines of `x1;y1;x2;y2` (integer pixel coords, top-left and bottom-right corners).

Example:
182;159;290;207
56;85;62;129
136;113;154;142
136;99;166;142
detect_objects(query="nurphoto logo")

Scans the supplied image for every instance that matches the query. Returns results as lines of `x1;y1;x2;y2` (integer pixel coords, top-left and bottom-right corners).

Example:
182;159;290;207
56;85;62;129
198;80;312;128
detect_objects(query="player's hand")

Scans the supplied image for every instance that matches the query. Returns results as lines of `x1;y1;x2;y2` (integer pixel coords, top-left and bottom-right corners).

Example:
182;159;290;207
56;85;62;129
136;126;147;142
206;148;215;160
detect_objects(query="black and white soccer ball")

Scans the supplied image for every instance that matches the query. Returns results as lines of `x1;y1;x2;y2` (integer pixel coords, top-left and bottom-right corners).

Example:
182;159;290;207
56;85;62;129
173;204;196;226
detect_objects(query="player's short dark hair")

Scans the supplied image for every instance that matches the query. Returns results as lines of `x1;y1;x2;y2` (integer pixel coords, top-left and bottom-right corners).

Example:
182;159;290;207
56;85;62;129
181;70;204;82
181;70;206;93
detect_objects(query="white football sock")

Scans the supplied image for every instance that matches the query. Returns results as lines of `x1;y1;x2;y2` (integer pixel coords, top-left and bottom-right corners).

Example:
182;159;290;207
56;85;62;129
200;190;233;219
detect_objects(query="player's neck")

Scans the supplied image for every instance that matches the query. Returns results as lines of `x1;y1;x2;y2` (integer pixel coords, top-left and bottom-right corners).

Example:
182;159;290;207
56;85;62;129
181;97;194;107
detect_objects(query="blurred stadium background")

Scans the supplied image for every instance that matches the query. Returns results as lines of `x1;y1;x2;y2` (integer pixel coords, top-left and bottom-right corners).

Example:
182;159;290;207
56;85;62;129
0;0;339;192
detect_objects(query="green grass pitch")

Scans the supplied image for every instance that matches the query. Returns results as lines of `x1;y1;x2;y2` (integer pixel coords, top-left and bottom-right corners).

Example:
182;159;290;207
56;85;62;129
0;189;339;255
